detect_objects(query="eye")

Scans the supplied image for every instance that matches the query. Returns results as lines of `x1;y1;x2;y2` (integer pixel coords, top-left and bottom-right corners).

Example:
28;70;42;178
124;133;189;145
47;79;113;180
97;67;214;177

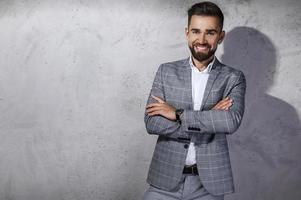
191;29;200;34
207;32;215;36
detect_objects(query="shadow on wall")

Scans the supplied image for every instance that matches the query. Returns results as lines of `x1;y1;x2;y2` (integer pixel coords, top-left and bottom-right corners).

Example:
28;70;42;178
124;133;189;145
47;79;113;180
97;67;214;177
222;27;301;200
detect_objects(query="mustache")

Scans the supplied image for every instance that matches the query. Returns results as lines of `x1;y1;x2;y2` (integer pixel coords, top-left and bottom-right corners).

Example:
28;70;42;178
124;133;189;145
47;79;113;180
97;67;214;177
192;43;211;48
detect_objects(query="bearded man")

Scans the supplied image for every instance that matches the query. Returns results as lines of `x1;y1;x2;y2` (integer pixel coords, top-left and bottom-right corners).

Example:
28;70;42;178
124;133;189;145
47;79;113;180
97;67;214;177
143;2;246;200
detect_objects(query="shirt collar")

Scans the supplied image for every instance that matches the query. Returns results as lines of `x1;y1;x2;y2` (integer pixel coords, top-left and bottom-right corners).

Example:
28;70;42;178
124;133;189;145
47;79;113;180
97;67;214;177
189;56;215;73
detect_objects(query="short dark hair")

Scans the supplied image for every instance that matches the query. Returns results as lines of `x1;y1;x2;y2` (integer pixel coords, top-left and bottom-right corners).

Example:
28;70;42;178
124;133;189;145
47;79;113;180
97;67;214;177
188;2;224;29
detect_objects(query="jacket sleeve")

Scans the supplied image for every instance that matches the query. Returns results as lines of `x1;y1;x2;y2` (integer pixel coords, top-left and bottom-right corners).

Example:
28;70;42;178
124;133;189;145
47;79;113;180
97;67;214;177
144;65;188;139
181;71;246;134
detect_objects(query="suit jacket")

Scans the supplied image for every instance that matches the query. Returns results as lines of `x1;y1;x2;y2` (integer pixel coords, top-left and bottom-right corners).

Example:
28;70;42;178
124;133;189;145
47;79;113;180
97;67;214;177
144;57;246;196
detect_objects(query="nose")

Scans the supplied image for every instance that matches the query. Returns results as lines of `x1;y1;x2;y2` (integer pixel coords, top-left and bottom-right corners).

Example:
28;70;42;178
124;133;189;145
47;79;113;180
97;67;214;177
198;33;206;44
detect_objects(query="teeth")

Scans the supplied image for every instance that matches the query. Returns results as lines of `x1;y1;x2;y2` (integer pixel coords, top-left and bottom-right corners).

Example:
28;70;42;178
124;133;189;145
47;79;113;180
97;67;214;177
195;45;208;51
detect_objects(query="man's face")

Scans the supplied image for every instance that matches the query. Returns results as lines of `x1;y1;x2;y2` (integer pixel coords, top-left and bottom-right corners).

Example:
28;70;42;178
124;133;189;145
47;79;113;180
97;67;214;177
186;15;225;63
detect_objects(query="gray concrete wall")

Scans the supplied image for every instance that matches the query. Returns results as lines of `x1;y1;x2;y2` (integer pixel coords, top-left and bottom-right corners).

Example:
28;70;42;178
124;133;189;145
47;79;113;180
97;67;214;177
0;0;300;199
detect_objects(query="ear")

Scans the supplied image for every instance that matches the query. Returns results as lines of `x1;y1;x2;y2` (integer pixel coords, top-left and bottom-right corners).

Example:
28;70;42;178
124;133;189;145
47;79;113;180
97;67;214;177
218;30;225;44
185;27;189;39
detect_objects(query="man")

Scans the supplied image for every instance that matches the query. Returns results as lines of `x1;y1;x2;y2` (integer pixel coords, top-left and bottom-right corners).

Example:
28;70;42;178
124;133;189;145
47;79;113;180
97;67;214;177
143;2;246;200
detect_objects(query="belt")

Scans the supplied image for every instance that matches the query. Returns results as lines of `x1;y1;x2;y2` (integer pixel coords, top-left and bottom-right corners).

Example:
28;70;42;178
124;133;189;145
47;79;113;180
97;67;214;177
183;164;198;175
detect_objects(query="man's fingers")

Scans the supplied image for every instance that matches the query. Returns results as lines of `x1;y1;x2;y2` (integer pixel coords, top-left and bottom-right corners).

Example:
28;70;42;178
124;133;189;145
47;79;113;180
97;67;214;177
151;95;165;103
219;101;232;109
217;97;229;104
146;106;163;113
213;98;233;110
218;99;233;108
218;102;232;110
213;102;226;109
220;103;232;110
219;98;232;105
147;110;162;116
213;98;230;108
146;103;162;109
145;98;176;120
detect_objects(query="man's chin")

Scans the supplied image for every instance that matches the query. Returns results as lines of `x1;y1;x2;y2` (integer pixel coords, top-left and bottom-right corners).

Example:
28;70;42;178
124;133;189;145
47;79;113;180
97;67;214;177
192;53;211;62
189;46;215;62
194;49;209;54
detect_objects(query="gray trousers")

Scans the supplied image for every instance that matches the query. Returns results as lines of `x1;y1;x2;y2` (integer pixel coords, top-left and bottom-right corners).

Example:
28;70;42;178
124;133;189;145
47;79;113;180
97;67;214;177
143;175;224;200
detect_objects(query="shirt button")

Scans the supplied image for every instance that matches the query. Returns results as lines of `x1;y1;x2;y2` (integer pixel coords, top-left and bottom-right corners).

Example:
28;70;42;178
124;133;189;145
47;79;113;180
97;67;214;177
184;144;189;149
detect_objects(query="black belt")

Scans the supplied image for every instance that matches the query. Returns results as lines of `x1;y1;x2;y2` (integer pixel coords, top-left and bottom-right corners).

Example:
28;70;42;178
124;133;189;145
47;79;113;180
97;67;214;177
183;164;198;175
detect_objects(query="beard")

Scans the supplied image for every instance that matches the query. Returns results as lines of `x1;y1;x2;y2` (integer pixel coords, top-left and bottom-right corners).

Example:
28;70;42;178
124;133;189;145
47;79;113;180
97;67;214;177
189;43;216;63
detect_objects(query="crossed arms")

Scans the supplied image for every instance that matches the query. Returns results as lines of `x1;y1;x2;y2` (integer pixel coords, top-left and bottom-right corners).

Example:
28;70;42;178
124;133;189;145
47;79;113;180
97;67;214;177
144;65;246;138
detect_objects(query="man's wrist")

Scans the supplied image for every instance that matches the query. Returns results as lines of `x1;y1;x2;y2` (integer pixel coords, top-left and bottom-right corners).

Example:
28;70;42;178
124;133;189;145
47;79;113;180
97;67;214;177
175;108;184;124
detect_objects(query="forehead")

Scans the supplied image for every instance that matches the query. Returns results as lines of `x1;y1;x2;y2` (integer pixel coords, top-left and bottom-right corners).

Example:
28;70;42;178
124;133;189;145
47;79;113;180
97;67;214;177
189;15;221;30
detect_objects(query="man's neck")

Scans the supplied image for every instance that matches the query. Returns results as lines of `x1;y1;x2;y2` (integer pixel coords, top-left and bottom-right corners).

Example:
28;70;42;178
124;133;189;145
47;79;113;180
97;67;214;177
192;55;215;71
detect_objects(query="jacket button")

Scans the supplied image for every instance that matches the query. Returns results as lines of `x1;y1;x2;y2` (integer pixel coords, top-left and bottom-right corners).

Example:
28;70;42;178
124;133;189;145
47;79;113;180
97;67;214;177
184;144;189;149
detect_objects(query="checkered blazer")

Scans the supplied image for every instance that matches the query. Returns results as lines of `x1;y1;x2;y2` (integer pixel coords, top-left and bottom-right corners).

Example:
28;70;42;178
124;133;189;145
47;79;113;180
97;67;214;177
144;57;246;196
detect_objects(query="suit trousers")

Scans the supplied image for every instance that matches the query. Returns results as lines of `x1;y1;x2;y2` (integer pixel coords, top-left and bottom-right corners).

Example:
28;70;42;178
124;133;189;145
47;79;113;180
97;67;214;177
143;174;224;200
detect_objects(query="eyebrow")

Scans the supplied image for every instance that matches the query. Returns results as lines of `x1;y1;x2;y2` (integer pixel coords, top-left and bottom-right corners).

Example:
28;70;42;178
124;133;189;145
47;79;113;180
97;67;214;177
190;28;200;32
190;28;218;32
206;29;218;32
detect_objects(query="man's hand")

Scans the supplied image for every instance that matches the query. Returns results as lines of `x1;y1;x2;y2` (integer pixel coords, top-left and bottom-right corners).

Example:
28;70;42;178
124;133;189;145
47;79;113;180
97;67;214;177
146;95;176;120
212;97;233;110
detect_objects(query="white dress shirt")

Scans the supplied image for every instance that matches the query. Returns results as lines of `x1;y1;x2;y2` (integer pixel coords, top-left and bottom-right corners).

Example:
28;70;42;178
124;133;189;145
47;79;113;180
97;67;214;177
185;56;215;165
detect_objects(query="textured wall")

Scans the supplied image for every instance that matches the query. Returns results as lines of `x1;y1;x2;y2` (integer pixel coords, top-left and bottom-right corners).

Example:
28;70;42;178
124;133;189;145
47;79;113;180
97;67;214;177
0;0;300;200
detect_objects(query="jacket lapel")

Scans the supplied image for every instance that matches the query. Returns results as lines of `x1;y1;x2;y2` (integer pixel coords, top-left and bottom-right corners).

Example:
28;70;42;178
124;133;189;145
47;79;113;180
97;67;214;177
182;58;193;110
200;59;222;111
182;57;222;110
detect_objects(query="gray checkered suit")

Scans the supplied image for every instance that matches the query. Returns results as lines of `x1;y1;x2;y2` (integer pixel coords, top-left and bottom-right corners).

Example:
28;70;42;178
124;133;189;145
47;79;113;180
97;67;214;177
144;57;246;196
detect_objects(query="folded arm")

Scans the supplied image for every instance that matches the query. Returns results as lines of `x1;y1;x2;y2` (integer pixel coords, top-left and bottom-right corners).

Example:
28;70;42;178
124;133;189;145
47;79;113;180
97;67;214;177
182;71;246;134
144;65;246;137
144;65;182;138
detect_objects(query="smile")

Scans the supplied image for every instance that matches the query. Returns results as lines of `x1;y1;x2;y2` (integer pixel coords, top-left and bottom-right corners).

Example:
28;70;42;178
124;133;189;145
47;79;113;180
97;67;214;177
194;45;209;52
